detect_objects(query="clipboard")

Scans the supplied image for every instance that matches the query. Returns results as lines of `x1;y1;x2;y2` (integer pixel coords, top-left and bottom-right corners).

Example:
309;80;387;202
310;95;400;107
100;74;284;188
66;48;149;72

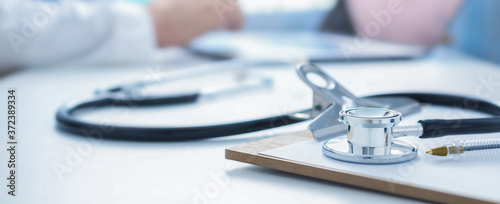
225;130;495;204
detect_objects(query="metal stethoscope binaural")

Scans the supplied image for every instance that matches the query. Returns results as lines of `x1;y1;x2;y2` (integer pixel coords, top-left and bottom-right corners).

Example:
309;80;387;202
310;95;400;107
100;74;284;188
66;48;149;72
56;62;500;164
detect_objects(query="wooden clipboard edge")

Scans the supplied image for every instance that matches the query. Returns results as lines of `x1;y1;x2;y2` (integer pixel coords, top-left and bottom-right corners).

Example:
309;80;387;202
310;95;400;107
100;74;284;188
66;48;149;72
225;130;494;204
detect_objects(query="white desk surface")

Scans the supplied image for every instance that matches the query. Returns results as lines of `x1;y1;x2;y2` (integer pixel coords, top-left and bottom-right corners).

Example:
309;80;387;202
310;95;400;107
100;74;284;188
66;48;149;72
1;47;500;204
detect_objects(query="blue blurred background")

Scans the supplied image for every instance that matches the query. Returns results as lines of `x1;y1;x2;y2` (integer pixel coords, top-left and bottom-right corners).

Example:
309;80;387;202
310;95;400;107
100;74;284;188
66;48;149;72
449;0;500;65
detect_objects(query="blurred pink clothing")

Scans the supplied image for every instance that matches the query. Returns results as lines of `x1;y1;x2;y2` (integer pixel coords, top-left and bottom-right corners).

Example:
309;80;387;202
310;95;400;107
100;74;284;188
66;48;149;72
347;0;463;47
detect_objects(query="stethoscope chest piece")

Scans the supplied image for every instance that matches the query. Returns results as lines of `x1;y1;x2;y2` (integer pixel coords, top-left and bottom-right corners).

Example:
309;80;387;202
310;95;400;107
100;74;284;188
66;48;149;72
322;108;418;164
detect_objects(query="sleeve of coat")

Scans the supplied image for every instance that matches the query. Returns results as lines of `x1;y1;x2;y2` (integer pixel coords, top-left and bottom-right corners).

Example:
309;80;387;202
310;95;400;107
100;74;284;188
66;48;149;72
0;0;157;67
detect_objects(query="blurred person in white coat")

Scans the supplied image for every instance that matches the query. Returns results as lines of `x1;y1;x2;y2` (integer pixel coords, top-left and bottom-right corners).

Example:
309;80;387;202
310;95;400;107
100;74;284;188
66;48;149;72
0;0;243;68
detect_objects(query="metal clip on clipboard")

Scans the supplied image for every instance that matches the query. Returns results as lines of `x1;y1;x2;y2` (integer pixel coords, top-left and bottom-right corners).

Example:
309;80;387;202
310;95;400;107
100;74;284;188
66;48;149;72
296;64;421;141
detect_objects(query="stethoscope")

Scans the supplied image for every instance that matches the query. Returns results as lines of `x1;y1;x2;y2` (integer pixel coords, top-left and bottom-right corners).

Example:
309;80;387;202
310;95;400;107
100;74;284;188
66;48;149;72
56;60;311;141
56;63;500;163
297;64;500;164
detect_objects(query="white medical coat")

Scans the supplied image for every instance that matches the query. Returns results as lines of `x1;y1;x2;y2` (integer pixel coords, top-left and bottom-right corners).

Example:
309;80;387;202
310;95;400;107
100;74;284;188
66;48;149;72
0;0;156;67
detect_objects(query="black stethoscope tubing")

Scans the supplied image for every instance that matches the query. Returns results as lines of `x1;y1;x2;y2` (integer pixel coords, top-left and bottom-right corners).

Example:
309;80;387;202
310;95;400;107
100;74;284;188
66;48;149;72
55;91;500;141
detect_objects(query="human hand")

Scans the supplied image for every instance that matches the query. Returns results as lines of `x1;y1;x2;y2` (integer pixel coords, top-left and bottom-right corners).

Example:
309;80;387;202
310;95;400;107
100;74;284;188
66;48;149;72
148;0;243;47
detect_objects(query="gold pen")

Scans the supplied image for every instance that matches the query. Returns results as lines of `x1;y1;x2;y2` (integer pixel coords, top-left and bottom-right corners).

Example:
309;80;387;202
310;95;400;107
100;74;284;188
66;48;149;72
426;138;500;158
